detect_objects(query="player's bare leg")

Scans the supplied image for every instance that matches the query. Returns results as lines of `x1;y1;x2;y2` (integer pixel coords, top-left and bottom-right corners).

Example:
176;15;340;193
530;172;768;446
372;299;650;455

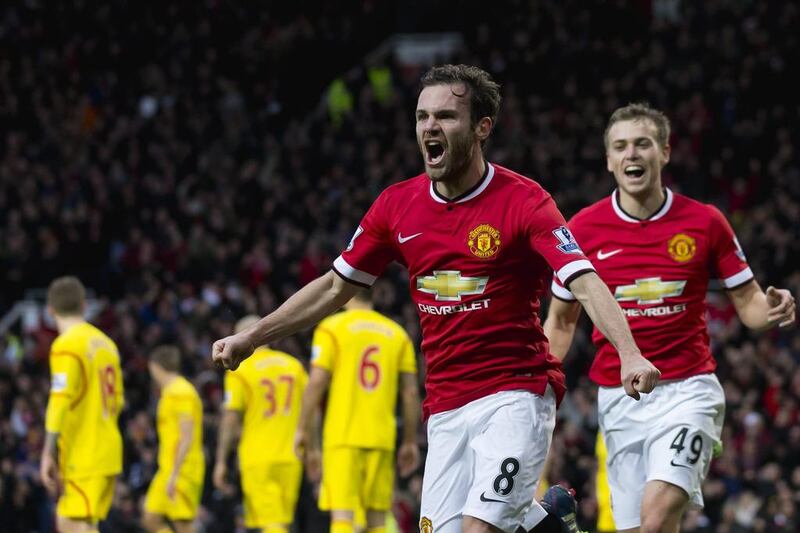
331;510;356;533
633;480;688;533
56;516;99;533
172;519;195;533
366;509;386;533
142;511;171;533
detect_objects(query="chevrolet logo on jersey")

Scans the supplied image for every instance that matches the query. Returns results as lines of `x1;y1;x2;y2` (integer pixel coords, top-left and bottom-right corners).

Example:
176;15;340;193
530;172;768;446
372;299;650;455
614;277;687;305
417;271;489;301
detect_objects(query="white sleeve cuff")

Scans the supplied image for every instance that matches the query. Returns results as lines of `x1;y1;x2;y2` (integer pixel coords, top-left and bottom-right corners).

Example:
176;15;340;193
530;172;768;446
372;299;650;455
333;256;378;286
555;259;595;285
551;279;576;300
722;267;754;289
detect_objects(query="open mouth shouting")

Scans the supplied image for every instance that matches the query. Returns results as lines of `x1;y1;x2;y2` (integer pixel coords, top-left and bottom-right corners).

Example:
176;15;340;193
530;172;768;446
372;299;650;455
424;140;447;167
624;164;645;179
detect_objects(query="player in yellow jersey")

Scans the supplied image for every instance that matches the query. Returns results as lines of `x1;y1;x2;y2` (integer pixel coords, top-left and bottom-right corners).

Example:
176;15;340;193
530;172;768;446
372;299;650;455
295;289;421;533
213;315;309;533
143;345;205;533
40;276;125;533
595;432;616;533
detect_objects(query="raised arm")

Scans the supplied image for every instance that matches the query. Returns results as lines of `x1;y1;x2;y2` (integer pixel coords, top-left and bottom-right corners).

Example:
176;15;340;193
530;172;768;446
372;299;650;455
568;272;661;399
543;297;583;361
728;280;795;330
213;271;361;370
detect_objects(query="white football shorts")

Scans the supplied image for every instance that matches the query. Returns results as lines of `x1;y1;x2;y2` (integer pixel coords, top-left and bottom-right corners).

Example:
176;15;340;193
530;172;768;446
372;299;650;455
598;373;725;530
419;388;556;533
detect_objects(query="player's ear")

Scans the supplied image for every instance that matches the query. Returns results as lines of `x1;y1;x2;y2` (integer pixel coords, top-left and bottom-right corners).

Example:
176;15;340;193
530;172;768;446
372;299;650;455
475;117;492;142
661;143;671;166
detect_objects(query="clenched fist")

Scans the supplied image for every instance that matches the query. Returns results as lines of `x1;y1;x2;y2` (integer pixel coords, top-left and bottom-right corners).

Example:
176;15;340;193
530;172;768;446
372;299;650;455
212;333;256;370
620;352;661;400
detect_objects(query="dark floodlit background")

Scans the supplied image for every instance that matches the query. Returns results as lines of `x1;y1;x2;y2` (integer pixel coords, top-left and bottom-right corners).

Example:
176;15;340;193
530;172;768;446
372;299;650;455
1;1;798;532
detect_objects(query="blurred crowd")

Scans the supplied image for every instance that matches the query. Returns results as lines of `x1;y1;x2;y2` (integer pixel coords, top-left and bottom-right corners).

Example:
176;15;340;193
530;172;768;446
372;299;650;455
1;1;799;532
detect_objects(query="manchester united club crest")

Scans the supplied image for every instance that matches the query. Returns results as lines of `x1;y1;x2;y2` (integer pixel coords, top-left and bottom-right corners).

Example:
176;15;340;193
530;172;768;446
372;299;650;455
667;233;696;262
420;517;434;533
468;224;501;259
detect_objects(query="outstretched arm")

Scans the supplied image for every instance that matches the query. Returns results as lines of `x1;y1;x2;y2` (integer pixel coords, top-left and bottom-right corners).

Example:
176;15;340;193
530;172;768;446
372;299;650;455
728;280;795;330
567;272;661;399
212;271;361;370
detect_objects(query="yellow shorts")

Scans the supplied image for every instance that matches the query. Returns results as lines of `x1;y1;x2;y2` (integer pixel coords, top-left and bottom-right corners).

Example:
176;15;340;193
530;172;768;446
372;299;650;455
319;447;394;512
144;467;204;520
57;475;116;521
240;461;303;527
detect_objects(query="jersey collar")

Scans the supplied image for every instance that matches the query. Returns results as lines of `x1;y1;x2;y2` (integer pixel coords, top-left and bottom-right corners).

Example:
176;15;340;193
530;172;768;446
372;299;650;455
429;162;495;204
612;187;673;223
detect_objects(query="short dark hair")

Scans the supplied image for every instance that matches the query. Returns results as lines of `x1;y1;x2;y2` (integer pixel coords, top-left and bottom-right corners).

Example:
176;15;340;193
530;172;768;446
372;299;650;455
47;276;86;316
421;64;502;126
605;102;671;149
149;345;181;373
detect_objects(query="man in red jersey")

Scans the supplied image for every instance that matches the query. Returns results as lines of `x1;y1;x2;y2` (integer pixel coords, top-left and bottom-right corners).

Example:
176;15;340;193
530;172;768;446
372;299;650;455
212;65;660;533
545;103;796;533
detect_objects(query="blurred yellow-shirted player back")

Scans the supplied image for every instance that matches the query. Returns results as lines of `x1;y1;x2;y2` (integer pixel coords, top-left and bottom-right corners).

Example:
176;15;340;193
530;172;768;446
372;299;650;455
214;315;309;533
143;345;205;533
41;277;124;533
296;289;420;533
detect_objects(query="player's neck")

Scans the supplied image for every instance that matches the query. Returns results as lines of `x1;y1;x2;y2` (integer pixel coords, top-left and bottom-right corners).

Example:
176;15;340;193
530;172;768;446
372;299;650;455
55;315;85;334
159;373;179;389
618;186;666;220
434;154;486;199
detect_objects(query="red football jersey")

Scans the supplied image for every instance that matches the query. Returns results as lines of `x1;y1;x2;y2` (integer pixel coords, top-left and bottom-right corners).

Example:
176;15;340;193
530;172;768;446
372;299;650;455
552;188;752;386
334;163;595;418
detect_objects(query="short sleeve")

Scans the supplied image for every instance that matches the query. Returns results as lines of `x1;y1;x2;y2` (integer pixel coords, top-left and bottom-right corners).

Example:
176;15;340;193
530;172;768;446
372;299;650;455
708;205;753;289
333;192;398;287
398;336;417;374
311;325;337;371
524;194;595;287
48;350;85;402
223;371;248;412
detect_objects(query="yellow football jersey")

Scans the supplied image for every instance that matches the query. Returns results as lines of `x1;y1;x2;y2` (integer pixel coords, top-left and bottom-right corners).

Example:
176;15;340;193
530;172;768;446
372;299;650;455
312;309;417;450
45;322;124;478
156;376;204;474
224;347;308;466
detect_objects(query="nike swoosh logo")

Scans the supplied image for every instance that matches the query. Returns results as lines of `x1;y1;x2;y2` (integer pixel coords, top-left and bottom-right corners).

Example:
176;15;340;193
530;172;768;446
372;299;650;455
479;492;505;503
670;459;691;469
398;232;423;244
597;249;623;260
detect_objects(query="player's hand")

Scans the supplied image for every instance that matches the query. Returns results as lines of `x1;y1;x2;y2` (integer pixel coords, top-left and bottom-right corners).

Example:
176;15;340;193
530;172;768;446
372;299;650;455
305;448;322;483
396;442;420;478
620;352;660;400
212;461;229;492
166;474;177;500
294;428;308;460
212;332;256;371
766;286;796;328
39;452;62;498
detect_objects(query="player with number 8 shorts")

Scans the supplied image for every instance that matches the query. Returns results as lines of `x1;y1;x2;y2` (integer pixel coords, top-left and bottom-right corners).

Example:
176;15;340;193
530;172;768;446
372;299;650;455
546;103;796;532
40;276;125;533
212;65;659;533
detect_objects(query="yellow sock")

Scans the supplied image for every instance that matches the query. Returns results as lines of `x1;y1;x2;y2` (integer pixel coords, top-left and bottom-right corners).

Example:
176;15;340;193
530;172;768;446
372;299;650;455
264;525;289;533
331;518;355;533
367;526;387;533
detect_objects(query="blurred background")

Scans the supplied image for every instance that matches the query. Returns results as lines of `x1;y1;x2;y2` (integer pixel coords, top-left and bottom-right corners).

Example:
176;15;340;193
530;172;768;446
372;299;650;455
1;1;798;531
